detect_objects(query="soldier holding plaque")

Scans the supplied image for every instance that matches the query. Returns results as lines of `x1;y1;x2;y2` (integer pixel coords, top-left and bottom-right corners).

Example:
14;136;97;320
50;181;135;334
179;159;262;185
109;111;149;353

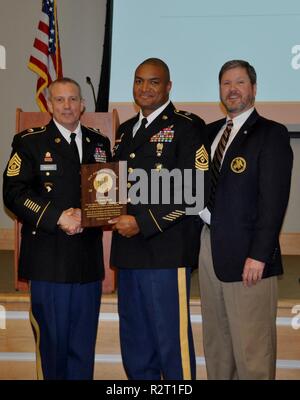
109;58;208;380
3;78;111;379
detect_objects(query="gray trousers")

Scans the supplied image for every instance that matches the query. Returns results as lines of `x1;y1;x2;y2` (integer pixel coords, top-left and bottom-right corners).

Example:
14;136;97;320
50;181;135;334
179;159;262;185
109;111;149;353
198;225;278;380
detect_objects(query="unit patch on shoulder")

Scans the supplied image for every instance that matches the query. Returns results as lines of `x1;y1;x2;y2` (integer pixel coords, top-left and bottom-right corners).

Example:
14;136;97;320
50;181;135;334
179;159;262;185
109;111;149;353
195;145;209;171
7;152;22;177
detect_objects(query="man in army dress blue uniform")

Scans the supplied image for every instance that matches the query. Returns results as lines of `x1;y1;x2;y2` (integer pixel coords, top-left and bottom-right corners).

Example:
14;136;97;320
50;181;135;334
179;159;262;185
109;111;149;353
109;58;208;380
3;78;111;380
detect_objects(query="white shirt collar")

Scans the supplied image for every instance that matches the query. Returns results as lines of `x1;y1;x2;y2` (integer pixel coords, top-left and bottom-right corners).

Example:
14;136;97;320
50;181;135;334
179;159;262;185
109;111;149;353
228;107;254;130
138;100;170;126
133;100;171;137
211;107;255;159
53;119;82;143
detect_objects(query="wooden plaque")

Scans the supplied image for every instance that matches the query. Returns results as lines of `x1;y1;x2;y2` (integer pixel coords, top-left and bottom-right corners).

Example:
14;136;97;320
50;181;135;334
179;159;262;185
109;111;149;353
81;162;127;227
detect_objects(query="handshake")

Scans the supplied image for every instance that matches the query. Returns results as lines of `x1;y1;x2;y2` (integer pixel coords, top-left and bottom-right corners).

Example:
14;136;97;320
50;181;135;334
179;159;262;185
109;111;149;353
57;207;83;235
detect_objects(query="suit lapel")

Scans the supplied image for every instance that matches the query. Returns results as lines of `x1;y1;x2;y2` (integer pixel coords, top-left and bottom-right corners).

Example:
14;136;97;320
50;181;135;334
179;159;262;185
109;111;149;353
47;121;105;165
209;119;226;146
113;116;138;159
221;109;260;169
82;127;96;164
224;109;259;155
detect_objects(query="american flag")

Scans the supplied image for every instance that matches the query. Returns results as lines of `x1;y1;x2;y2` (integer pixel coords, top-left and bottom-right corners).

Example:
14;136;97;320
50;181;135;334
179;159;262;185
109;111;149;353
28;0;63;111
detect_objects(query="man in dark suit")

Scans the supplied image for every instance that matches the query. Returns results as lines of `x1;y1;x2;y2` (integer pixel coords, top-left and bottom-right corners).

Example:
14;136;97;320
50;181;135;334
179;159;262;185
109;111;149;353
198;60;293;379
109;58;208;379
3;77;111;380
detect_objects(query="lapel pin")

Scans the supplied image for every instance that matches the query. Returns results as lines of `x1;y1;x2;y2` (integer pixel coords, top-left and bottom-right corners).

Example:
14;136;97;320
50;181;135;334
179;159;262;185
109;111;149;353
86;137;91;143
55;138;61;143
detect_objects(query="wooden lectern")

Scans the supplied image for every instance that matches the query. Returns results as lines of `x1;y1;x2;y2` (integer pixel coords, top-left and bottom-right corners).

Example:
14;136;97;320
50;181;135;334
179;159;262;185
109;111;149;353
14;108;119;293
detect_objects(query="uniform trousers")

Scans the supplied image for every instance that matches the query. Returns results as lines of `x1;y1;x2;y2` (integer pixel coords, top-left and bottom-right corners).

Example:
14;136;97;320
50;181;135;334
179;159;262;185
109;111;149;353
198;224;278;380
118;268;196;380
30;280;101;380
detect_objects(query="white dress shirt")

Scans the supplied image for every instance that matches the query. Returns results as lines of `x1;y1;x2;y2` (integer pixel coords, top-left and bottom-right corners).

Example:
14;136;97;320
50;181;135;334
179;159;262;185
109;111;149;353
53;119;83;162
132;100;171;137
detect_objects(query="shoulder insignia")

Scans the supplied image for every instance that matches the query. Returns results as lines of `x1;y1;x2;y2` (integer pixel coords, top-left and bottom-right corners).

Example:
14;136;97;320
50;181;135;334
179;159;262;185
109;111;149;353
113;133;124;154
174;109;193;121
21;126;46;138
7;152;22;177
115;132;124;144
87;126;108;138
195;145;209;171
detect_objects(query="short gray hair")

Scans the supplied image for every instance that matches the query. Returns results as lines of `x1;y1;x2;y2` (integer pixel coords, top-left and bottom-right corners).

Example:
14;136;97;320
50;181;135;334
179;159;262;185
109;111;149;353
48;77;83;99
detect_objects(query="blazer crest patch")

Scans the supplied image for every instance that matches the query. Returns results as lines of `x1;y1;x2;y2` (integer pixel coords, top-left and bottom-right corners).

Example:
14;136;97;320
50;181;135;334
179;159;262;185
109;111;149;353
231;157;247;173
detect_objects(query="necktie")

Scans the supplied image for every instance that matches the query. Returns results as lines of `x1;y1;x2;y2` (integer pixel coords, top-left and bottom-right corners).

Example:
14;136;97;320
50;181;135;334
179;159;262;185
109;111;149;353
70;132;80;163
207;119;233;212
133;117;148;139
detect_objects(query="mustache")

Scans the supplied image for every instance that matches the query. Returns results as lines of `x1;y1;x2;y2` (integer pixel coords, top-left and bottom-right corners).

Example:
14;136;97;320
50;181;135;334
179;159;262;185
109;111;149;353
226;90;241;97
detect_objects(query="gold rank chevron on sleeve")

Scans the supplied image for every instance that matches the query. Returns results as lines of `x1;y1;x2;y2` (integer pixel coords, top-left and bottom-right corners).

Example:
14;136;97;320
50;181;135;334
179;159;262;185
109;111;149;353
195;145;209;171
3;132;63;233
6;152;22;177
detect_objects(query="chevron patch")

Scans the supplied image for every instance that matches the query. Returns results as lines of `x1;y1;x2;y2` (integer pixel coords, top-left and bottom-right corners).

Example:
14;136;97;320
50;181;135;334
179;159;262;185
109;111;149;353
7;152;22;177
195;145;209;171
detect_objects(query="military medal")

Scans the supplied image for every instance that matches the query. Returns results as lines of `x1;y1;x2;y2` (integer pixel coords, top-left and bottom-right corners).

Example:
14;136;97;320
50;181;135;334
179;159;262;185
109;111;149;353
150;126;174;143
94;147;107;162
156;143;164;157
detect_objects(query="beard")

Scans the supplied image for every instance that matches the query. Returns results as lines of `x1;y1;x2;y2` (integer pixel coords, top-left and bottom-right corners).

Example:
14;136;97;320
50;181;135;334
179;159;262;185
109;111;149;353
221;94;254;115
